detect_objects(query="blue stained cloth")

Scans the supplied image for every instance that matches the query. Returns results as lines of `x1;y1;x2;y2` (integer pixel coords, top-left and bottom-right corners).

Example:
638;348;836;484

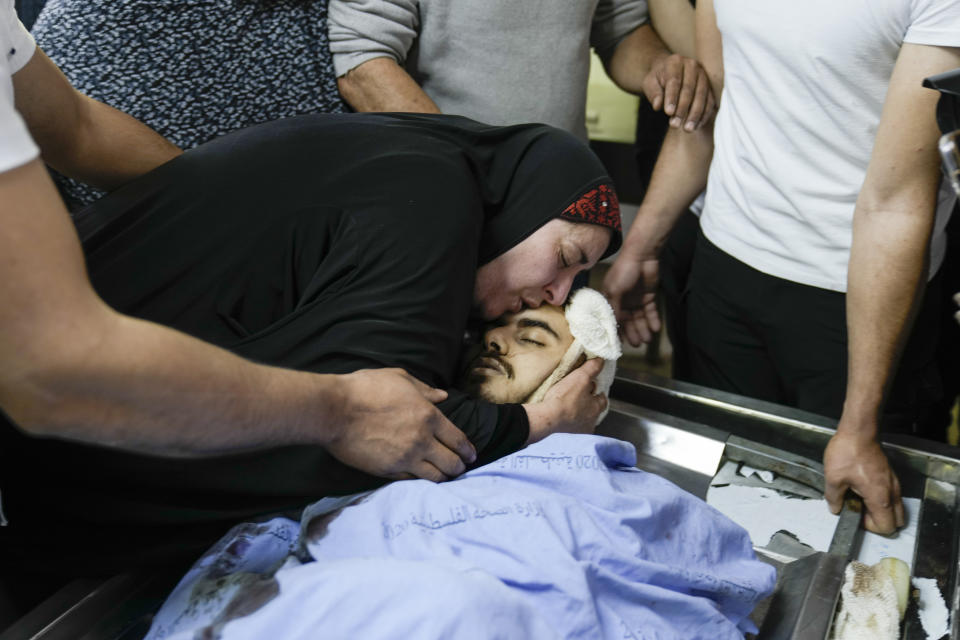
148;434;776;640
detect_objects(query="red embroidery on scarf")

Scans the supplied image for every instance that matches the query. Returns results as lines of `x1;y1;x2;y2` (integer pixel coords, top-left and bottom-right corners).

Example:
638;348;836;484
560;183;621;232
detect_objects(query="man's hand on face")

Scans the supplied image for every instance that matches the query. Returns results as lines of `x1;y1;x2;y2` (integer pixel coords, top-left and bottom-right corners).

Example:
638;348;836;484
643;53;717;132
823;428;905;535
524;358;607;444
325;368;476;483
602;249;661;347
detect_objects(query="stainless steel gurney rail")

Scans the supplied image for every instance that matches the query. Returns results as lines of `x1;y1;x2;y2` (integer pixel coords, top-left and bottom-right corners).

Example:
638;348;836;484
604;370;960;640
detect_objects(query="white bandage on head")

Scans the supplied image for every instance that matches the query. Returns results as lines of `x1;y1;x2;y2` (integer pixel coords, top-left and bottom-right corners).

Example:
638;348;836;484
526;287;622;424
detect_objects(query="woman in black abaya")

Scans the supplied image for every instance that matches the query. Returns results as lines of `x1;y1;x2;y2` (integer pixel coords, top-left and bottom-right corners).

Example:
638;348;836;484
0;113;622;582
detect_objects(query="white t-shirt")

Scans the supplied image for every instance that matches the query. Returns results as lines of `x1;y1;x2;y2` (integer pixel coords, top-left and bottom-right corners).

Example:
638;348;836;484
701;0;960;292
1;0;38;173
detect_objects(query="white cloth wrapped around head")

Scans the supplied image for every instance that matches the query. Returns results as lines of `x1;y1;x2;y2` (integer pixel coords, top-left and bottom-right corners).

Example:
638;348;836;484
526;287;622;424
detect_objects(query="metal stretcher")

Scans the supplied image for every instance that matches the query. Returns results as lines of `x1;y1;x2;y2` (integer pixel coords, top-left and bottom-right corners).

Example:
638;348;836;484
4;370;959;640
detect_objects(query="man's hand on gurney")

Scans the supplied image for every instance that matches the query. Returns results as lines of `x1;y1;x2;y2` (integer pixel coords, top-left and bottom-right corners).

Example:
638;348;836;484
325;369;476;483
823;429;905;535
523;358;607;445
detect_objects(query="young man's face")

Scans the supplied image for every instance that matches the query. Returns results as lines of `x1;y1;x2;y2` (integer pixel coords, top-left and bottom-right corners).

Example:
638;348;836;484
460;305;574;404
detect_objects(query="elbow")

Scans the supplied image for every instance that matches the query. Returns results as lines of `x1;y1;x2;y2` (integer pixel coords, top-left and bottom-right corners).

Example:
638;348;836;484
1;375;76;440
0;306;119;442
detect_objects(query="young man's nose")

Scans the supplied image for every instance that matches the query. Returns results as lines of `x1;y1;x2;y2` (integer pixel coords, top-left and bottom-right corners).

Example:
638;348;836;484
485;329;506;354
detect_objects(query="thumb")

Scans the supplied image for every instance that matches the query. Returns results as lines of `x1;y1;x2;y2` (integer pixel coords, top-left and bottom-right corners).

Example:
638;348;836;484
601;277;624;316
823;478;847;515
405;375;449;403
579;357;605;380
605;291;624;318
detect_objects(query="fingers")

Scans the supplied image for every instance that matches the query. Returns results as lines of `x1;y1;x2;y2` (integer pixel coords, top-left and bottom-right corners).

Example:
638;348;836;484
651;92;663;112
671;61;695;128
683;71;710;131
893;476;905;528
621;308;657;346
596;391;609;412
663;56;683;119
643;300;662;334
433;419;477;465
702;85;718;128
642;70;665;112
393;369;448;404
417;385;448;404
425;438;469;478
410;460;450;484
604;289;624;319
578;357;605;379
823;477;847;515
623;316;646;347
863;501;898;536
556;357;602;389
859;476;900;535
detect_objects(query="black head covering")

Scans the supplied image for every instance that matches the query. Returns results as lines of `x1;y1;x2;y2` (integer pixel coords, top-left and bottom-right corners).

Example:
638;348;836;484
474;124;623;263
371;114;623;264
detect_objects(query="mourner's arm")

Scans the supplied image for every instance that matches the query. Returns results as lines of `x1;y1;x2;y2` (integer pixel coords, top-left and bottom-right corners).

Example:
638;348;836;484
824;43;960;535
648;0;696;59
602;0;721;346
12;47;181;190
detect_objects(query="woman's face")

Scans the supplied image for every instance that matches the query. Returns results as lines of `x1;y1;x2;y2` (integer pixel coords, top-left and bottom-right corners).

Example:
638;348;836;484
474;219;611;320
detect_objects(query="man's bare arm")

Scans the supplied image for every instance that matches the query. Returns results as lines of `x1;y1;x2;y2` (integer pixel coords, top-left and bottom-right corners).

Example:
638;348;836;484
337;57;441;113
13;48;181;190
0;159;474;480
648;0;696;58
824;43;960;534
602;0;722;346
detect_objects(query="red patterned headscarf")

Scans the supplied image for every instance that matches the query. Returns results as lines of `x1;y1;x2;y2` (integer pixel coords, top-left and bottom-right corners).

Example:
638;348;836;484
558;181;622;253
474;123;623;263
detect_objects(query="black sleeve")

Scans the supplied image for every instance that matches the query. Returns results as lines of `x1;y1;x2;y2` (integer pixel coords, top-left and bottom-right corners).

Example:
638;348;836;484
438;390;529;464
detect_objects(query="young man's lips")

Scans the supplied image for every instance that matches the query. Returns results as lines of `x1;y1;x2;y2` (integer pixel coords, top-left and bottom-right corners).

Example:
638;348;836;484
475;357;506;375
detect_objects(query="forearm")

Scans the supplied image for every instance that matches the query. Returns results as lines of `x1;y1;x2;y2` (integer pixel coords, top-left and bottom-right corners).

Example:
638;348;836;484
648;0;696;58
4;304;345;455
605;24;671;95
838;43;959;438
337;57;440;113
622;123;713;260
13;49;180;190
48;95;181;191
0;160;339;456
841;208;933;433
